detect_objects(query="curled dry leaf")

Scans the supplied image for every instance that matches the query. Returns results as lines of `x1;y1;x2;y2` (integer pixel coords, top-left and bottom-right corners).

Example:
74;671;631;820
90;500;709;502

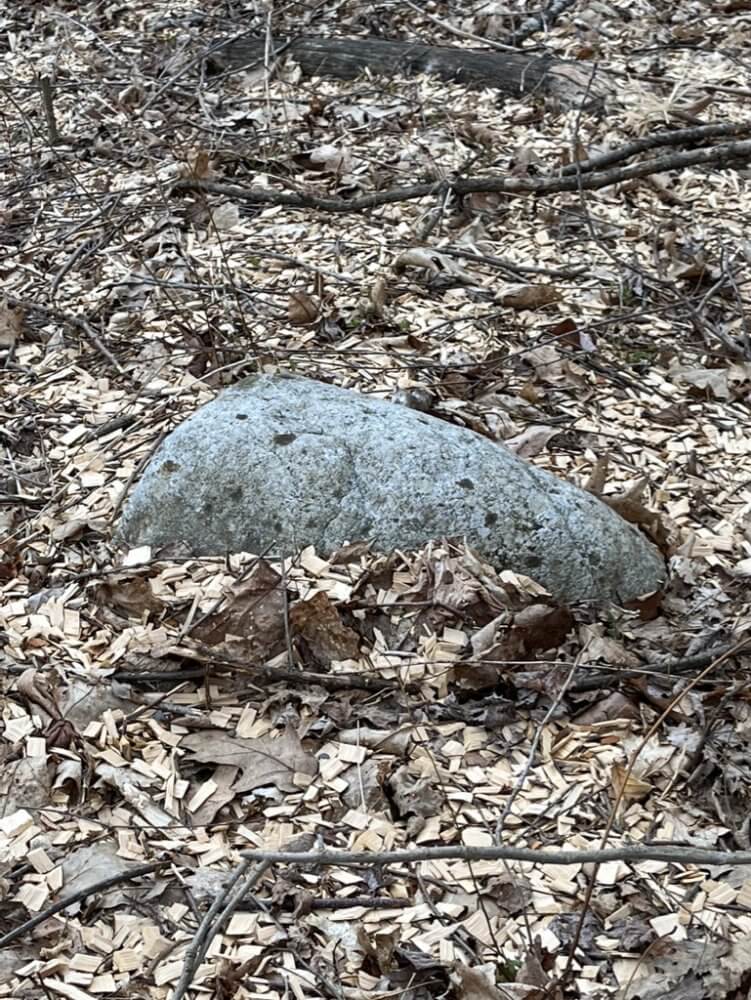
0;300;24;348
95;574;165;618
504;424;559;458
501;284;561;310
368;275;387;318
612;762;653;803
288;289;319;325
393;249;475;284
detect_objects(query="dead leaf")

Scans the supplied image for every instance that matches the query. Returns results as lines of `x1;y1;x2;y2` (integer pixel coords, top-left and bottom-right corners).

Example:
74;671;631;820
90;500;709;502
52;517;106;541
575;692;639;725
510;603;573;653
452;962;506;1000
210;202;240;231
670;362;729;400
581;632;642;669
289;590;361;663
190;764;240;825
62;843;144;908
501;284;561;310
612;763;653;803
0;300;23;348
504;424;559;458
181;724;317;794
95;574;165;618
288;290;319;325
192;559;286;661
389;765;442;820
305;143;352;174
0;757;51;815
522;344;565;380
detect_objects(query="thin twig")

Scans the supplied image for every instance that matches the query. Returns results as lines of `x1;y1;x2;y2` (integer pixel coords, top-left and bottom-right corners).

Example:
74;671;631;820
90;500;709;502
569;641;739;693
2;295;124;373
401;0;521;52
169;859;273;1000
562;639;749;979
0;861;170;949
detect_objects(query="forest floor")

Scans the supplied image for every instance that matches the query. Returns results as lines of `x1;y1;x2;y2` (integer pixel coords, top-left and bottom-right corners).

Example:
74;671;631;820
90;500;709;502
2;1;751;998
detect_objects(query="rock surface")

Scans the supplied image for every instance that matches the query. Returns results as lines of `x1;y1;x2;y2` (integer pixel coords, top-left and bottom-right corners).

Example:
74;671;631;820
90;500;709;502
118;373;666;603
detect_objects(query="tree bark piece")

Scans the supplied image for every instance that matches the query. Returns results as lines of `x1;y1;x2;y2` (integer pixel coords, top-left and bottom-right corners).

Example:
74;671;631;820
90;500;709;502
207;35;612;108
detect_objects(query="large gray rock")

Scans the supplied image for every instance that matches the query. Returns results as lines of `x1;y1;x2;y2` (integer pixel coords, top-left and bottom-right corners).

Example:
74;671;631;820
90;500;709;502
118;374;665;603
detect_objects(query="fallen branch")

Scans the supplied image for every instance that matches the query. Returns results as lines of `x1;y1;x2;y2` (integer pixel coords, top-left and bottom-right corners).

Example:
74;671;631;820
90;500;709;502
561;120;751;176
207;34;597;107
240;842;751;867
172;644;399;693
172;138;751;215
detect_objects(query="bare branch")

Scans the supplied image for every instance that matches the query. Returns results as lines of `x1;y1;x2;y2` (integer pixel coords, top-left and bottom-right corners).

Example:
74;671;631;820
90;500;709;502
0;861;169;950
240;842;751;868
169;859;273;1000
172;138;751;215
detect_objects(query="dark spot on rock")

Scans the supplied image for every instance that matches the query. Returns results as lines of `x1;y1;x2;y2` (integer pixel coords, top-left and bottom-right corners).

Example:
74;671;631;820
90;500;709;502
160;460;180;475
485;511;498;526
235;413;248;420
229;487;242;502
204;502;213;515
525;554;542;568
274;433;297;446
458;478;475;490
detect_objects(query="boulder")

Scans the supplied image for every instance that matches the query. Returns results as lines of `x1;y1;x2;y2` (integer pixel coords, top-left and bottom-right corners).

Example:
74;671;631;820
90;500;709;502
118;373;665;603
